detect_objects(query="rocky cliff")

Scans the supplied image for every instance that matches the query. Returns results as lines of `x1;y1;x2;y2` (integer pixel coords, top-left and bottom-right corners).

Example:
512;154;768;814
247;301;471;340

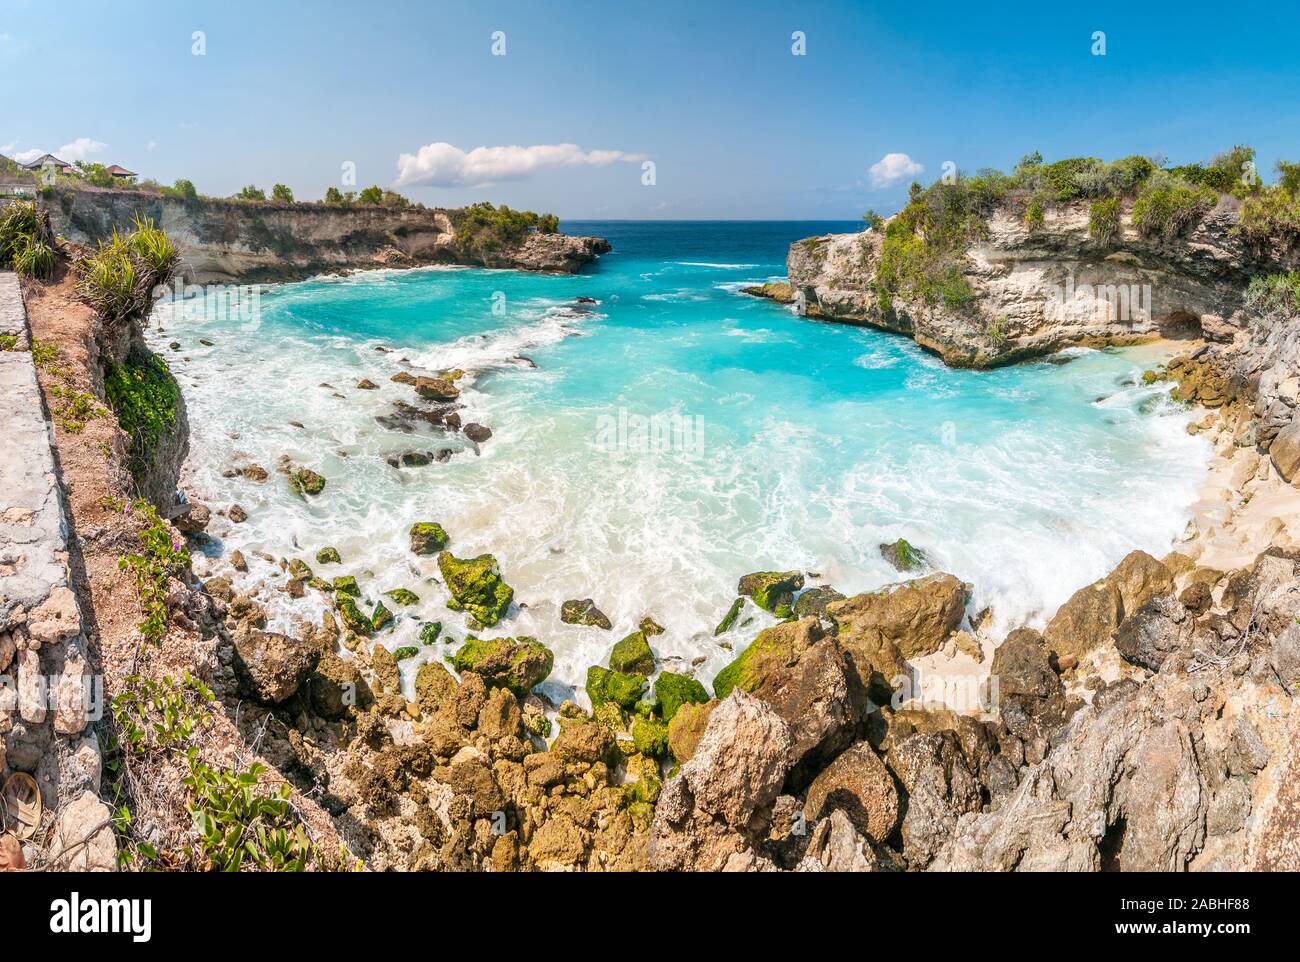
44;186;610;284
783;198;1299;368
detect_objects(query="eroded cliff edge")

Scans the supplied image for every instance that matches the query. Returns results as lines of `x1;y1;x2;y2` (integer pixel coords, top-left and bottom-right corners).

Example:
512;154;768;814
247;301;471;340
780;196;1299;368
44;186;611;284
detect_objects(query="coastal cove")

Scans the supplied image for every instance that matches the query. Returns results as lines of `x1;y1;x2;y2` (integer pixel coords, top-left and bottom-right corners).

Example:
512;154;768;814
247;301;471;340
149;220;1211;704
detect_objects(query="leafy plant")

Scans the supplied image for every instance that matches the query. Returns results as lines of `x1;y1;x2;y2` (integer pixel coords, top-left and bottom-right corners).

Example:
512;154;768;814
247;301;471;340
234;184;266;201
271;183;294;203
1131;171;1216;238
184;755;315;872
1088;196;1122;247
1244;272;1300;318
114;499;190;643
73;217;178;324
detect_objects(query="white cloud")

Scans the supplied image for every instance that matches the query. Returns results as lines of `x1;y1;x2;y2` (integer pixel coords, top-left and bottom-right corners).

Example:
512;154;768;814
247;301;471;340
58;137;106;162
11;148;43;164
869;152;923;189
394;141;645;188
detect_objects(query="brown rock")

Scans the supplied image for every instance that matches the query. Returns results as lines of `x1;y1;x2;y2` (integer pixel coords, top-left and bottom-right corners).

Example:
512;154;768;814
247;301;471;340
667;699;716;763
827;573;968;661
681;690;793;828
1042;579;1122;661
803;741;899;843
414;376;460;401
1108;550;1174;617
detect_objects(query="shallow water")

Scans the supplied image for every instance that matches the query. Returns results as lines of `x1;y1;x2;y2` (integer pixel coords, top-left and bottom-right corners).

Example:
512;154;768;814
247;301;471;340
148;220;1210;702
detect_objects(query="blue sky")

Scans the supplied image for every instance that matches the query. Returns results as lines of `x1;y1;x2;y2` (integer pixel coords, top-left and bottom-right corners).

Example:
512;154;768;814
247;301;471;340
2;0;1298;219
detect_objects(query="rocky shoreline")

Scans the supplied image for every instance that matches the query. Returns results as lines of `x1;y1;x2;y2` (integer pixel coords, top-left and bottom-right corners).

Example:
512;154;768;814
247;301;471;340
45;185;611;284
6;186;1300;872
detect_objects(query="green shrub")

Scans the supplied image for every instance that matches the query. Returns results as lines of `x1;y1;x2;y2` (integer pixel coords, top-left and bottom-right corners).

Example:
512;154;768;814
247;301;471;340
1131;172;1215;238
1237;183;1300;250
1244;272;1300;317
453;202;560;255
271;183;294;203
0;200;54;276
114;499;190;643
1088;196;1122;246
172;178;198;201
234;184;266;201
1023;199;1045;230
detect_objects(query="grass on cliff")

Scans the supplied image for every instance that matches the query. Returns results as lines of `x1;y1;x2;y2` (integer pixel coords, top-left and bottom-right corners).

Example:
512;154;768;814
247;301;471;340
74;216;179;323
0;201;55;279
1245;271;1300;318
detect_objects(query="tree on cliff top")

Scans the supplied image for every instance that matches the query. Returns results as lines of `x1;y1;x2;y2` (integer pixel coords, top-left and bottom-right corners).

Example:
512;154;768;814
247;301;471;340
234;184;266;202
271;183;294;203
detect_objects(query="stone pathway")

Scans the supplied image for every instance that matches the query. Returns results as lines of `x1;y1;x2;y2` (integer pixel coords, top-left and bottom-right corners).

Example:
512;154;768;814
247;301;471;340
0;271;109;869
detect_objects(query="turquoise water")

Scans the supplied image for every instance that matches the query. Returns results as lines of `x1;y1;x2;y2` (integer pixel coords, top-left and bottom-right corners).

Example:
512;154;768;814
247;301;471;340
150;221;1208;700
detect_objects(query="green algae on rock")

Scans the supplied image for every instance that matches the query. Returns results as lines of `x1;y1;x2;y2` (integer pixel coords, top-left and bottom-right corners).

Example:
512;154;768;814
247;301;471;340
653;671;710;722
737;570;804;616
438;551;514;626
385;587;420;606
409;522;449;555
609;629;655;675
393;646;419;661
587;665;646;710
332;575;360;597
419;621;443;645
289;467;326;496
561;598;613;629
879;538;930;573
336;596;372;636
315;546;342;564
631;716;670;759
370;601;394;631
714;597;744;635
452;636;553;695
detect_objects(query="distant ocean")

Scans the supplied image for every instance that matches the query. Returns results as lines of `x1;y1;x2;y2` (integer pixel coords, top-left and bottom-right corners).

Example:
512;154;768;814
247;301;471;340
149;220;1209;702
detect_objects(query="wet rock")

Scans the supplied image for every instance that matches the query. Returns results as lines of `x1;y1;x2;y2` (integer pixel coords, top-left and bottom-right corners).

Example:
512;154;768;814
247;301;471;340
437;551;513;626
315;546;341;565
414;376;460;401
289;468;326;496
713;597;744;635
586;665;646;709
737;570;805;616
390;371;417;385
560;598;612;630
879;538;930;573
803;741;899;843
609;630;655;675
357;378;378;390
451;636;553;695
793;585;845;620
464;422;492;443
639;616;665;636
653;671;709;722
173;501;210;534
409;521;449;555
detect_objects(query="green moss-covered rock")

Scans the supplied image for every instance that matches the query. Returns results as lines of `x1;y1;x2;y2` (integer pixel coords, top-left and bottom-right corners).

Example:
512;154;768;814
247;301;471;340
639;616;665;637
609;630;654;675
332;575;360;597
393;646;419;661
714;597;744;635
586;666;646;710
419;621;443;645
437;551;513;627
385;587;420;606
371;601;394;632
337;596;371;636
290;468;326;497
288;558;313;580
591;699;628;735
736;570;804;614
315;546;342;565
879;538;931;573
560;598;613;630
712;619;819;699
307;576;332;593
654;672;710;722
631;717;670;759
452;636;553;695
409;522;449;555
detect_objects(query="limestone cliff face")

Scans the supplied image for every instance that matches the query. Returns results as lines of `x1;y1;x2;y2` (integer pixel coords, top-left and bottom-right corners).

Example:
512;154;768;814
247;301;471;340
45;186;610;284
786;199;1298;368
